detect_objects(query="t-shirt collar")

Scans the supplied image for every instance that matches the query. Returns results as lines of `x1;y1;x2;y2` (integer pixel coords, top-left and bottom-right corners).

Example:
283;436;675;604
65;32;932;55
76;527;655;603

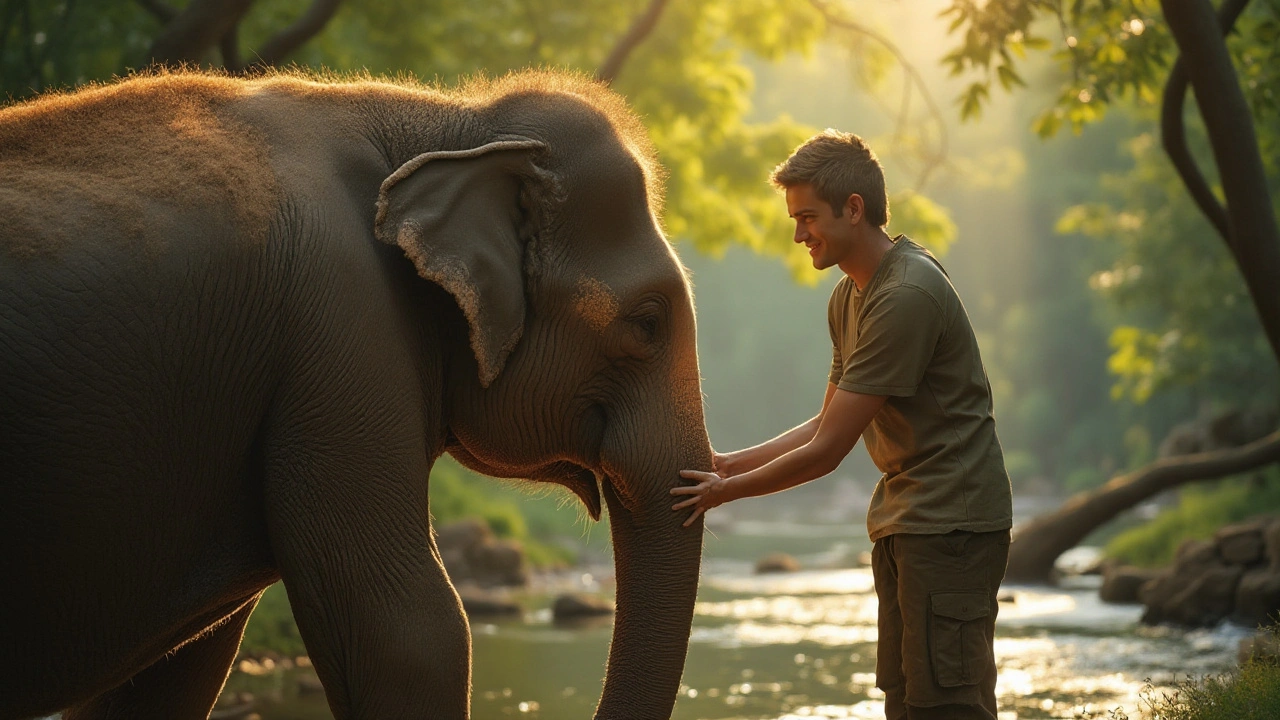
852;234;908;296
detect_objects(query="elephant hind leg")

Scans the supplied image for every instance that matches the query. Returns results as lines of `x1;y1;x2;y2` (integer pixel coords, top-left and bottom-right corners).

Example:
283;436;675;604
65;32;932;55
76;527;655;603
63;593;263;720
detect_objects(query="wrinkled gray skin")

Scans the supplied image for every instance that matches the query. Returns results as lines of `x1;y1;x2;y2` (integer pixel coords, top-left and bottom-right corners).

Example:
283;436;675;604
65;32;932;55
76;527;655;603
0;72;711;719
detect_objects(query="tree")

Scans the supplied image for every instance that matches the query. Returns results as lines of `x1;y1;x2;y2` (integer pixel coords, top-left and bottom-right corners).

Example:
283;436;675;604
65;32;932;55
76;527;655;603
942;0;1280;581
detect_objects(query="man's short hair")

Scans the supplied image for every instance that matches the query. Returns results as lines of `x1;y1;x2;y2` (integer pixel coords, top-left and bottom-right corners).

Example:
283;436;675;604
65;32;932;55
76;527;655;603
770;129;890;227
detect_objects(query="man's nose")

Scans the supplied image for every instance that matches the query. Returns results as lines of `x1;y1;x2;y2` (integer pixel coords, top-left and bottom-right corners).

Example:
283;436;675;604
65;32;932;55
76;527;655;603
793;225;808;243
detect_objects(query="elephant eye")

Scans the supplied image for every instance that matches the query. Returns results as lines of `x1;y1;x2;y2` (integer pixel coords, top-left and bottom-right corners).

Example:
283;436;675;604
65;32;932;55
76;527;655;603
631;313;659;341
623;298;667;350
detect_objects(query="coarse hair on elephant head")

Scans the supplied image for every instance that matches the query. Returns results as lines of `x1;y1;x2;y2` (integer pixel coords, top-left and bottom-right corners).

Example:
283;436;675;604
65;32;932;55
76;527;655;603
371;70;712;718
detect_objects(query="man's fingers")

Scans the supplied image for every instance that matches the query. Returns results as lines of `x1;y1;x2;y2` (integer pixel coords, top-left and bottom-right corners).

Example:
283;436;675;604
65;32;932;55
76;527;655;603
670;485;700;496
671;497;699;511
682;507;705;527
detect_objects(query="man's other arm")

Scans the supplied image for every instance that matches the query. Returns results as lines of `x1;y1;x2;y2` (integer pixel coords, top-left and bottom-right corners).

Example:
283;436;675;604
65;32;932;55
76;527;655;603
715;384;839;476
673;387;886;527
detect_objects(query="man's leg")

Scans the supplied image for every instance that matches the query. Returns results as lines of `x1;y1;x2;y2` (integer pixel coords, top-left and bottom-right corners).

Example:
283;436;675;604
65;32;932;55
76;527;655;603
871;535;908;720
892;530;1010;720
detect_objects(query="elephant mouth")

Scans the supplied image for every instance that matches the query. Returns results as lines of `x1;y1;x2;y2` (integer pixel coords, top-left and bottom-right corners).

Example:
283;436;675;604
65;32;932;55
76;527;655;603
528;461;603;521
442;433;603;520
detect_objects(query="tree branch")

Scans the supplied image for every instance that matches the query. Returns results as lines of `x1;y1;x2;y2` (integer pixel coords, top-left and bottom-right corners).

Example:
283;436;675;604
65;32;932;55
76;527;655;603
1161;0;1280;365
1159;0;1250;245
807;0;948;192
148;0;253;67
1006;429;1280;583
135;0;177;24
249;0;342;69
596;0;670;84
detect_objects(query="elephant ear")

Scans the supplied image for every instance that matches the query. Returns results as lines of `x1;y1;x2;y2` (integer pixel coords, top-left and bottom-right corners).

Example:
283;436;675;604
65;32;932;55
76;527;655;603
374;139;551;387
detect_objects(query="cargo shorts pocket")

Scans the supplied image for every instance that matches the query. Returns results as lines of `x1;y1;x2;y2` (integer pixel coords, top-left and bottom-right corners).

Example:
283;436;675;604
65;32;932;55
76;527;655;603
928;591;991;688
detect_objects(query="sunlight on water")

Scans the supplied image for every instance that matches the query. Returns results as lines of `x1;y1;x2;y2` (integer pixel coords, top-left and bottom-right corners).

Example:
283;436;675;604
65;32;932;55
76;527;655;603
693;620;881;648
775;700;885;718
705;568;878;596
697;593;879;626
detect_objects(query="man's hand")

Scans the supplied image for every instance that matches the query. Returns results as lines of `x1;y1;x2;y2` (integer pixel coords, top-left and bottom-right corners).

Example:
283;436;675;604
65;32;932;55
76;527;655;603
670;470;731;527
711;451;733;478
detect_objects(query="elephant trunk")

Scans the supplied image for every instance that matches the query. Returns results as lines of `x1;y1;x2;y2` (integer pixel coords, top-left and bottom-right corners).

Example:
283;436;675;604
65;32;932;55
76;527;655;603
593;456;708;719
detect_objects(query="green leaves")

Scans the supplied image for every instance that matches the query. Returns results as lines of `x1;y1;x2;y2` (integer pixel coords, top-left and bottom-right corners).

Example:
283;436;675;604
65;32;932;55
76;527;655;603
1031;108;1063;138
996;62;1025;91
959;81;990;120
941;0;1174;134
1056;127;1279;405
889;191;956;258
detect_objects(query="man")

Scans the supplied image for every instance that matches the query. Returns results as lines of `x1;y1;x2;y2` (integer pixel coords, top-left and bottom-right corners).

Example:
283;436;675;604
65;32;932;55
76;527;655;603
672;130;1013;720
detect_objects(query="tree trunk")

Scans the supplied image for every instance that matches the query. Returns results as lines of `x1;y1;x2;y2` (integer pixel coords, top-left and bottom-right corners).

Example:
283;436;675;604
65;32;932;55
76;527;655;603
595;0;670;84
1005;431;1280;583
148;0;254;66
1160;0;1280;362
144;0;342;71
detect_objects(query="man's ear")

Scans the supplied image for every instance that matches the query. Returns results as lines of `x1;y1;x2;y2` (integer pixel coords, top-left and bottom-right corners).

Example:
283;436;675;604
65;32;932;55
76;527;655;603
374;139;552;387
845;193;865;224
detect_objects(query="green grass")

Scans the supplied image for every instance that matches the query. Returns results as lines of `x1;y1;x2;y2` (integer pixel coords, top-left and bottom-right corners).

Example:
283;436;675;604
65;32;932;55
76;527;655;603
1103;468;1280;568
1137;660;1280;720
1080;628;1280;719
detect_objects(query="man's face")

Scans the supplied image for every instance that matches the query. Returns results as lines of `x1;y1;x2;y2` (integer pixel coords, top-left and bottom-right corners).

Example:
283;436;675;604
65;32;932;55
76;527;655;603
786;183;856;271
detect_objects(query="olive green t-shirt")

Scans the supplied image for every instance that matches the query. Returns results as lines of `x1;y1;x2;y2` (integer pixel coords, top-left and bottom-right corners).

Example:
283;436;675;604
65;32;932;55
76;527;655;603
828;236;1012;541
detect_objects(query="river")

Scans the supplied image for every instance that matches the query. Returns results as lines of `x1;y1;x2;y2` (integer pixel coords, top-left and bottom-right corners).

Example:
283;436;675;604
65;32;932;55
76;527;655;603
222;520;1248;719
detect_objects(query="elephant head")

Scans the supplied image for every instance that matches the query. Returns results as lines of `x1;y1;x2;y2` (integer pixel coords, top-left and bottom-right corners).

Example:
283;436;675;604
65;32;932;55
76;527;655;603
374;74;712;718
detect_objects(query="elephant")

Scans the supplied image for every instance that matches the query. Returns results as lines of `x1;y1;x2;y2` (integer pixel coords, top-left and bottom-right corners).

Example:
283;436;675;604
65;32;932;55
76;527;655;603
0;69;712;719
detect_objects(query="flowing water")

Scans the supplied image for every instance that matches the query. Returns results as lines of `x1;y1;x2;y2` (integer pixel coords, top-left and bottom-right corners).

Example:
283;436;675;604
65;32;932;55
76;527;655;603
222;521;1249;719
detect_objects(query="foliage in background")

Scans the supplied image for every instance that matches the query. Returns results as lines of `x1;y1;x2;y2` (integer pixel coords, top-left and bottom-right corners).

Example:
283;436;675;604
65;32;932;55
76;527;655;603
1104;468;1280;567
429;457;609;567
239;583;307;657
1058;126;1279;407
0;2;155;95
941;0;1176;133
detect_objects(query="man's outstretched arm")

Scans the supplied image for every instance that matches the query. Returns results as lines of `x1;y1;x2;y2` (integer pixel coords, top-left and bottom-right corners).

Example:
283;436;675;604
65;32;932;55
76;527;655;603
673;387;886;527
715;384;839;476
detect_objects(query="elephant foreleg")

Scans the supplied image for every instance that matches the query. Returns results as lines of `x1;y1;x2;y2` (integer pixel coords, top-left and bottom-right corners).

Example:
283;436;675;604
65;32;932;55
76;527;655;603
265;459;472;719
63;593;262;720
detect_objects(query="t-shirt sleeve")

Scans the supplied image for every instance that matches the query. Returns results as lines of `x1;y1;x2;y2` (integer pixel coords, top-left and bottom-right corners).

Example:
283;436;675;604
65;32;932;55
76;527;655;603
836;285;945;396
827;285;845;385
828;310;844;386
